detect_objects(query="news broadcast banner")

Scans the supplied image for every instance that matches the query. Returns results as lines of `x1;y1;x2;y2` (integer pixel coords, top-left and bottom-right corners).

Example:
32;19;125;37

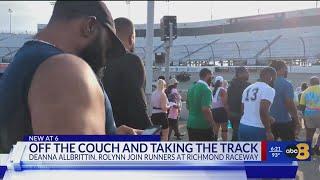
0;135;311;179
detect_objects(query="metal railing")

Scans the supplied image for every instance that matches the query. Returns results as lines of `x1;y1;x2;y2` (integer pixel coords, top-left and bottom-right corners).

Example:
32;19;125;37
2;35;320;64
135;35;320;64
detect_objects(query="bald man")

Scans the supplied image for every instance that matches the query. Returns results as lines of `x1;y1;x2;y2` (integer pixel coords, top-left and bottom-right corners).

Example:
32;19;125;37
102;17;152;130
0;2;142;153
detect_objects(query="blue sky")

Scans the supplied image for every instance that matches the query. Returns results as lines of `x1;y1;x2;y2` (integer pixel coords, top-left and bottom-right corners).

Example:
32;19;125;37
0;1;318;33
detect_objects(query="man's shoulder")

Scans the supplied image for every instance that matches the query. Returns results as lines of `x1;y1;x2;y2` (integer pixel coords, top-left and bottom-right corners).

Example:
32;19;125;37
125;52;141;59
245;83;255;89
306;86;320;93
276;77;292;87
283;78;293;87
107;52;142;64
312;85;320;91
105;53;143;75
42;54;93;76
264;85;275;94
187;83;197;94
257;82;272;89
197;83;211;93
187;84;194;92
122;52;143;64
31;53;101;99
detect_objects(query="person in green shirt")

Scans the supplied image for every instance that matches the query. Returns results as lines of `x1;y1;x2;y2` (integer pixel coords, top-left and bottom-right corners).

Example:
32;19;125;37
187;68;218;141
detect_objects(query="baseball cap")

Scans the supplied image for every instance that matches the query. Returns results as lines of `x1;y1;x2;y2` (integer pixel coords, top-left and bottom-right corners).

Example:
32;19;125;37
168;78;179;86
214;76;224;83
53;1;126;58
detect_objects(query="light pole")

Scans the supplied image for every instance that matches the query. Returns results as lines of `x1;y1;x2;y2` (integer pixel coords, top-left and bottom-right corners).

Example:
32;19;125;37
166;0;170;15
145;1;155;115
210;2;213;21
8;8;13;34
164;22;173;81
125;1;131;19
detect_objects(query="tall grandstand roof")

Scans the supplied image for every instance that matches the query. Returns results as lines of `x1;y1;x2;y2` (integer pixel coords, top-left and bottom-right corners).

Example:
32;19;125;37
2;8;320;65
135;7;320;30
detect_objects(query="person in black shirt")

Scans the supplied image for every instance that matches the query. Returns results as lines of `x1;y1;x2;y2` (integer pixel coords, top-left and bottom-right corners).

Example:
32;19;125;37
298;82;308;104
227;66;251;141
102;17;152;129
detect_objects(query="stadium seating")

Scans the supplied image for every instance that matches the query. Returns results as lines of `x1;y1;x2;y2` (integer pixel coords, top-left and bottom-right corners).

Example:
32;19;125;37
0;34;32;62
134;25;320;64
1;20;320;64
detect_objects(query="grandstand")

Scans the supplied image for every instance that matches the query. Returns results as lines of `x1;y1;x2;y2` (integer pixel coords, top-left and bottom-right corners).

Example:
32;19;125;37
0;33;33;62
2;7;320;87
134;7;320;67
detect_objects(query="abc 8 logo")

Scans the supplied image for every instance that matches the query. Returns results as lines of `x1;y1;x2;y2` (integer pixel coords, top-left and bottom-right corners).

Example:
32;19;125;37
285;143;310;160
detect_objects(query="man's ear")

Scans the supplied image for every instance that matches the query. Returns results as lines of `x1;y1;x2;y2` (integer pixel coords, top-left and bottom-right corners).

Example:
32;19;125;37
81;16;98;38
128;34;134;47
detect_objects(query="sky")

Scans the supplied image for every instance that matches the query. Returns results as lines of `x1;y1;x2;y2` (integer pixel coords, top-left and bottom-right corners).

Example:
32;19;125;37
0;1;318;33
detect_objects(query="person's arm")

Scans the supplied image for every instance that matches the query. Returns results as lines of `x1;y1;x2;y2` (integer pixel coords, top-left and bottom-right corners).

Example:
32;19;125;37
227;85;232;108
28;54;106;134
260;100;274;141
259;88;276;141
202;107;215;126
220;89;230;113
284;83;300;131
116;125;143;135
298;92;306;113
186;92;189;110
241;88;246;115
186;88;192;111
201;89;217;134
241;103;244;114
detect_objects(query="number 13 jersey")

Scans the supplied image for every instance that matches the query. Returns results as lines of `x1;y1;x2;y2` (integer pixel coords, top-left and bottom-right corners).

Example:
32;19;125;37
240;82;275;128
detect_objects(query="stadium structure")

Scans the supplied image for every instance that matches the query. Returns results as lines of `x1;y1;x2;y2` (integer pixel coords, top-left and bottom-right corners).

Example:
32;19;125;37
1;7;320;87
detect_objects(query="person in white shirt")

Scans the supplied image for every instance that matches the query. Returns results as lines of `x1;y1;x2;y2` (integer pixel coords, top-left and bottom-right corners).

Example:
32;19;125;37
239;67;277;141
211;76;229;141
151;79;170;141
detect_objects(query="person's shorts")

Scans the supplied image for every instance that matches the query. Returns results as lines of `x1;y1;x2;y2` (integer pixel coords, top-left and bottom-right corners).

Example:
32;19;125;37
151;112;169;129
238;123;266;141
304;116;320;128
168;118;178;128
271;121;295;141
212;107;228;123
187;127;217;141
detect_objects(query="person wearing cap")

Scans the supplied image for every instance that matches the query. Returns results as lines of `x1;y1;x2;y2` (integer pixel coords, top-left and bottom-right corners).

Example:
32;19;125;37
103;17;152;130
227;66;251;141
151;79;170;141
0;1;141;153
211;76;229;141
166;78;184;140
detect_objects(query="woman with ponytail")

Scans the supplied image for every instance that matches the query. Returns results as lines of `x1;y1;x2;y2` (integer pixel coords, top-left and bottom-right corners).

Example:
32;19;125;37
211;76;229;141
